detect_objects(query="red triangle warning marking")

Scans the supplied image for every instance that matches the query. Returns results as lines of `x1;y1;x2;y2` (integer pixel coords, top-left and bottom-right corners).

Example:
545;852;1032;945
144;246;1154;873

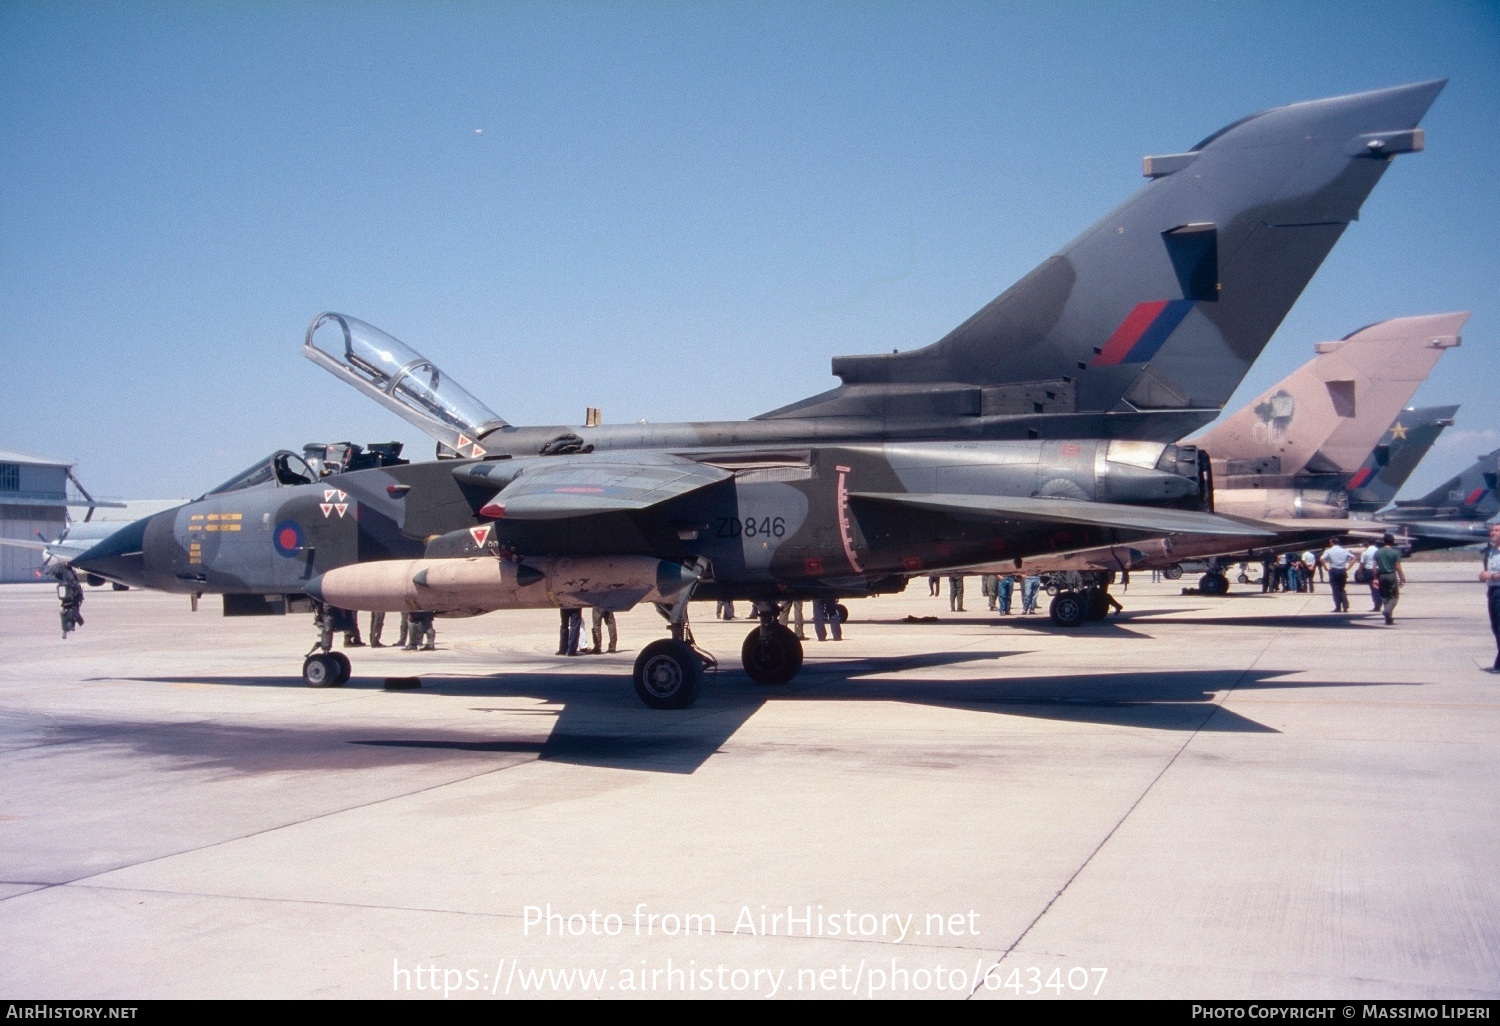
323;489;336;501
470;444;486;458
335;504;349;517
320;504;333;517
457;434;472;449
470;525;492;546
336;490;347;502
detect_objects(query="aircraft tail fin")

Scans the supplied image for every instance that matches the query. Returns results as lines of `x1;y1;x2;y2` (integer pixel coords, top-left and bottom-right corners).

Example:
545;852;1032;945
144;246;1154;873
1190;311;1465;484
1395;448;1500;514
1345;405;1457;513
760;81;1444;435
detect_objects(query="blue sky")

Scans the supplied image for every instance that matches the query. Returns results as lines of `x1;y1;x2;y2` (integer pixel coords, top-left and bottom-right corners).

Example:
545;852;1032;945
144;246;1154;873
2;1;1497;502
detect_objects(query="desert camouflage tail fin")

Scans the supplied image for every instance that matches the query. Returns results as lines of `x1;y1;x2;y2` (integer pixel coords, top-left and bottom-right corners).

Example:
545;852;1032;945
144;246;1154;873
762;81;1445;441
1190;311;1465;485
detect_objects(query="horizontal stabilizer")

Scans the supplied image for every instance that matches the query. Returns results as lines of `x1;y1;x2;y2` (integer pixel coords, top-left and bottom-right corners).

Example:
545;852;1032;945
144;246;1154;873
849;492;1270;538
480;452;732;520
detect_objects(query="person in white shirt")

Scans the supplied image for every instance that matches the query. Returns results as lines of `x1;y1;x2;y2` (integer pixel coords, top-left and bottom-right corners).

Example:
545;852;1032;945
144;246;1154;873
1321;539;1355;612
1358;542;1383;612
1301;550;1318;593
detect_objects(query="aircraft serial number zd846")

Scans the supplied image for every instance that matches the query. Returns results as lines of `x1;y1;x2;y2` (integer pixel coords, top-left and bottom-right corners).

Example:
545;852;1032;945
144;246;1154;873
715;516;787;539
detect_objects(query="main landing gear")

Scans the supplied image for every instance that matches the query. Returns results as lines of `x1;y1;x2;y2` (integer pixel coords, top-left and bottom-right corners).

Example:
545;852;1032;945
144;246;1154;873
633;593;715;710
303;602;352;687
1048;571;1116;628
1198;571;1230;596
741;601;805;685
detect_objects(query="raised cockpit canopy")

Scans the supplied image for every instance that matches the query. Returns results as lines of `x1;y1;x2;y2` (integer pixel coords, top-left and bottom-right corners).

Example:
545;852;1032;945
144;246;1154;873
303;313;507;460
203;451;316;498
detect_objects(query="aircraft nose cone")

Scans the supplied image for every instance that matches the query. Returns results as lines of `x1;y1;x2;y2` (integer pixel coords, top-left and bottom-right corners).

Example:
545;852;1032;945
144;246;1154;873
72;514;154;589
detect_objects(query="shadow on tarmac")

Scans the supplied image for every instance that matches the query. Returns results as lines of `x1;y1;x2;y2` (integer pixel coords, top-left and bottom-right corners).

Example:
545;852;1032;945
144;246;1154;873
50;656;1419;775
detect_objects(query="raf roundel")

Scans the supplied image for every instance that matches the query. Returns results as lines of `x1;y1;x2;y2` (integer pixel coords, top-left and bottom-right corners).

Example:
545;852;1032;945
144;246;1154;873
273;520;305;557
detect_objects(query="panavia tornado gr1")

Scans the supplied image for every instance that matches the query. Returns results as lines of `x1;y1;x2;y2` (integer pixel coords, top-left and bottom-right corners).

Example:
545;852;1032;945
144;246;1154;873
74;437;1262;707
72;81;1441;706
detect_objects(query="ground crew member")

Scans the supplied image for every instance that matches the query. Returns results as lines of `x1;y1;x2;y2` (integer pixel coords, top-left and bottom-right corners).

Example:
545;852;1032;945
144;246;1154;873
948;574;965;612
812;597;842;641
56;566;85;639
1375;534;1407;625
1358;542;1382;612
1021;574;1041;614
1480;523;1500;673
590;607;617;653
560;607;584;656
404;611;435;650
1322;538;1355;613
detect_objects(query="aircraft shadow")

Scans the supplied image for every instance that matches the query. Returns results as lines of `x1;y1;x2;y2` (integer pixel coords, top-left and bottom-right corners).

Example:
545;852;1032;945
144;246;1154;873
86;660;1416;775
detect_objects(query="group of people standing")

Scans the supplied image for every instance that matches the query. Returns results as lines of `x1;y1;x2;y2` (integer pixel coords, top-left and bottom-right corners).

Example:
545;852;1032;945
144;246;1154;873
980;573;1042;615
1260;550;1322;593
931;573;1040;615
557;607;618;656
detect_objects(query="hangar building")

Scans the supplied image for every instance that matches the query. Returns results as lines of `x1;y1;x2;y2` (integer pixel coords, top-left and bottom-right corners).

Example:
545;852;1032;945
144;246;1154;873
0;450;77;583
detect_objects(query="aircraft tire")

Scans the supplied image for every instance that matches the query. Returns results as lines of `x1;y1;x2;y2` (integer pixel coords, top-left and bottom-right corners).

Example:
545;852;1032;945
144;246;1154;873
633;640;702;709
303;654;340;688
329;651;352;685
1049;592;1088;628
1085;591;1109;621
1163;564;1184;581
834;603;850;624
1199;572;1230;596
741;624;803;685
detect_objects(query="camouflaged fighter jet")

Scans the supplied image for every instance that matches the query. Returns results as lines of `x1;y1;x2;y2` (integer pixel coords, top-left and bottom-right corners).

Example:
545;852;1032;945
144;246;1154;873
74;436;1265;707
1378;448;1500;549
70;81;1443;707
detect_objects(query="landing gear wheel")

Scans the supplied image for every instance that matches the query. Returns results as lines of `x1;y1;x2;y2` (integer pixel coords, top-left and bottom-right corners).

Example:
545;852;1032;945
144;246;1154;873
1086;591;1109;621
834;603;849;625
1050;591;1087;628
302;653;341;688
1237;572;1250;584
633;639;703;709
741;623;804;685
1163;564;1184;581
329;651;352;685
1199;572;1230;596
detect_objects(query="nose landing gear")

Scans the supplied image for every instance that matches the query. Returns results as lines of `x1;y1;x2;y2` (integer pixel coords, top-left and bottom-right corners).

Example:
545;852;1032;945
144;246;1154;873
303;603;352;687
